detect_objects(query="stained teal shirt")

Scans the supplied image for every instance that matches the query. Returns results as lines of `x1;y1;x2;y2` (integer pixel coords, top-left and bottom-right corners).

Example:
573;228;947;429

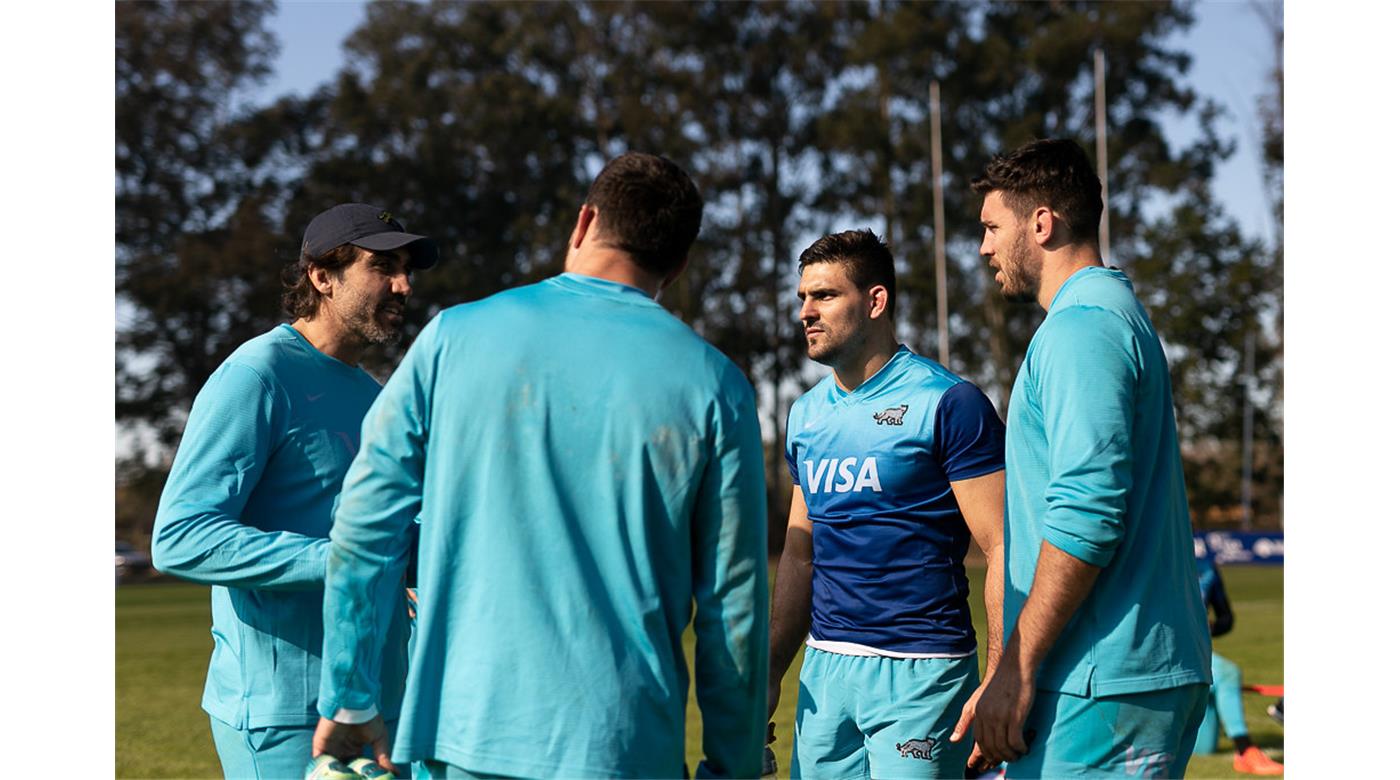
152;324;410;729
318;274;770;778
1003;267;1211;698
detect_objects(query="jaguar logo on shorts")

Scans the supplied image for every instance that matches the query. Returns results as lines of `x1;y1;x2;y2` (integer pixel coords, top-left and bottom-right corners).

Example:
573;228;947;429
873;404;909;426
1123;746;1173;777
895;735;937;761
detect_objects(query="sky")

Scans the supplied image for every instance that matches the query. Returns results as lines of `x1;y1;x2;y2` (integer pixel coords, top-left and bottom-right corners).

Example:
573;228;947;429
255;0;1281;247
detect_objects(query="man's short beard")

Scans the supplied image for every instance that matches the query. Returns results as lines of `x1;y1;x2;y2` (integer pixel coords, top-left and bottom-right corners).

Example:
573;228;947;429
807;327;863;370
348;307;403;346
335;295;404;347
807;340;842;367
999;232;1041;304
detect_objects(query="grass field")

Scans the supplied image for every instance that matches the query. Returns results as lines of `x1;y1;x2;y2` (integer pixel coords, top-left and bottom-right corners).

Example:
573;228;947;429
117;565;1282;778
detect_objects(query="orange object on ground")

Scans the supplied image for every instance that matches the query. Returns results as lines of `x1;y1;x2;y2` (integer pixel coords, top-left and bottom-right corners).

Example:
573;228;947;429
1233;746;1284;775
1243;684;1284;697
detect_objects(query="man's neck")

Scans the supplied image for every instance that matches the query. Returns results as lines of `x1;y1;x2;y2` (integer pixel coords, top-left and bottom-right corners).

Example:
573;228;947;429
1037;243;1105;311
564;248;665;298
833;337;900;393
292;316;366;365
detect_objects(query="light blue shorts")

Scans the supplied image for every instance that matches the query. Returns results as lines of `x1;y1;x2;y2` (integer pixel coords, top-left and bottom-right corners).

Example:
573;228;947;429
1192;652;1248;755
209;716;403;779
1004;684;1209;779
791;646;979;779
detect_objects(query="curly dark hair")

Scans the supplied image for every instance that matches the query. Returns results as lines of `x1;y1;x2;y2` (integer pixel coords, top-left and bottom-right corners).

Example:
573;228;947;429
971;138;1103;245
280;244;360;320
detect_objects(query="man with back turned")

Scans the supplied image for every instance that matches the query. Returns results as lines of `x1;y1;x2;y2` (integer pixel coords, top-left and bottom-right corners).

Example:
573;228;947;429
313;153;770;778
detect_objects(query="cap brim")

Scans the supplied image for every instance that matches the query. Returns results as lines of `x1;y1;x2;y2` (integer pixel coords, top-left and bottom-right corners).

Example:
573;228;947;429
351;231;440;269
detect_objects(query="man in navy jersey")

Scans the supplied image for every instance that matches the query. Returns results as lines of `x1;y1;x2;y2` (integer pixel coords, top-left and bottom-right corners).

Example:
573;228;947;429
768;229;1007;779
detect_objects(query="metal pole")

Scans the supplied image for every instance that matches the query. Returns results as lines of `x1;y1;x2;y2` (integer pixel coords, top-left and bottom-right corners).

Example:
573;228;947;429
1241;329;1256;530
930;80;949;366
1094;48;1110;265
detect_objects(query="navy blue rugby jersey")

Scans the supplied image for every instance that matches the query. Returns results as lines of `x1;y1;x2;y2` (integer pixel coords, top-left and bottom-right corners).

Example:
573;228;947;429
785;346;1005;655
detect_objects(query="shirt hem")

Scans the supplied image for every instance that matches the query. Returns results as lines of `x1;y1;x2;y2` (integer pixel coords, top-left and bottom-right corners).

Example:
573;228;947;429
204;700;322;730
1039;669;1212;699
395;741;664;779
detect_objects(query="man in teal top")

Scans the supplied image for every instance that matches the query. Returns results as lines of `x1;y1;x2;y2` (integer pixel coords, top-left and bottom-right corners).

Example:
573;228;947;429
153;203;438;778
968;139;1212;778
312;153;770;778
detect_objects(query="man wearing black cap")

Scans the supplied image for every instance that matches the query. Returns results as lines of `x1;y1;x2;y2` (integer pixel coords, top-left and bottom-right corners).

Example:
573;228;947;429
152;203;437;779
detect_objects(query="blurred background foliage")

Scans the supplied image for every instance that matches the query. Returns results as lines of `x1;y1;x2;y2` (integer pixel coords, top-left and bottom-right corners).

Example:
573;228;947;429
116;0;1283;552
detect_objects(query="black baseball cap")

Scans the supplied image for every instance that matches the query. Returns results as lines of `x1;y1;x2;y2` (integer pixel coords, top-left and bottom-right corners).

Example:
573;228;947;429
302;203;439;269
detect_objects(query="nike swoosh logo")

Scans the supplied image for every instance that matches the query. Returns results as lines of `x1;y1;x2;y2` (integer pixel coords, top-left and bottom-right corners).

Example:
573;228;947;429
306;392;326;402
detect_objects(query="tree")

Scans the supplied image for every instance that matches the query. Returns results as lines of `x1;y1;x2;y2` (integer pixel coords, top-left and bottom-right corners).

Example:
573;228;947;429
1252;0;1284;526
116;0;1285;543
813;1;1282;525
116;0;285;448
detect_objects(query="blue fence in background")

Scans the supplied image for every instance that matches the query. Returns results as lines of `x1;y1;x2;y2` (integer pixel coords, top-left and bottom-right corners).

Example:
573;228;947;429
1194;531;1283;565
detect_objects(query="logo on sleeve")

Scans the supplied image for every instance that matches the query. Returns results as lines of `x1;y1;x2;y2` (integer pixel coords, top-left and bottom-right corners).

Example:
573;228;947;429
873;404;909;425
895;735;938;761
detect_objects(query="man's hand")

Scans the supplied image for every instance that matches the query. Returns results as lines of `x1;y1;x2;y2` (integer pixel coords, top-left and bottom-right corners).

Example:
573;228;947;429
312;715;395;774
971;662;1036;765
766;675;784;723
950;679;996;775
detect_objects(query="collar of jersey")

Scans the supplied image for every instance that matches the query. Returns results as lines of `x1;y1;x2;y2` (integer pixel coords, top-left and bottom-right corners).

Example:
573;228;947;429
1047;265;1129;315
552;272;656;305
831;344;912;403
278;323;371;375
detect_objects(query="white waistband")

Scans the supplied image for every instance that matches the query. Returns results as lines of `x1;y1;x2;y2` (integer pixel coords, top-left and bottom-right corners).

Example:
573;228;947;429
805;636;977;659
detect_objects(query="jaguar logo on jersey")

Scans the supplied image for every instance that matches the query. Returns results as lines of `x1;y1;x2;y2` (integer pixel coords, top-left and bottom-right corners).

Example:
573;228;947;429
804;457;882;493
873;404;909;425
895;735;938;761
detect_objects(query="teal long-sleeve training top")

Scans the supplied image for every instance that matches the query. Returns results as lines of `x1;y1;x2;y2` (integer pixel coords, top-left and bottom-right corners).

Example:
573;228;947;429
1003;267;1211;699
318;273;770;778
152;324;410;729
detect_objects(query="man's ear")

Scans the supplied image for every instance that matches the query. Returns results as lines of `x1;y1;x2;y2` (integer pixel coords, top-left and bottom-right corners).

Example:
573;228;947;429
868;285;891;320
308;264;335;296
1031;206;1056;247
571;205;597;250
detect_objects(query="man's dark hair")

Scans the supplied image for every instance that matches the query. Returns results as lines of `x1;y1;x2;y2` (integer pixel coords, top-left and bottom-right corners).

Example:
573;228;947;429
971;138;1103;244
798;229;897;314
584;152;704;276
281;244;359;320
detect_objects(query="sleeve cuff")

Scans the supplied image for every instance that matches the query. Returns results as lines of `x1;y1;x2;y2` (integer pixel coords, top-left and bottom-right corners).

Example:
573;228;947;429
1042;527;1115;568
333;705;379;724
